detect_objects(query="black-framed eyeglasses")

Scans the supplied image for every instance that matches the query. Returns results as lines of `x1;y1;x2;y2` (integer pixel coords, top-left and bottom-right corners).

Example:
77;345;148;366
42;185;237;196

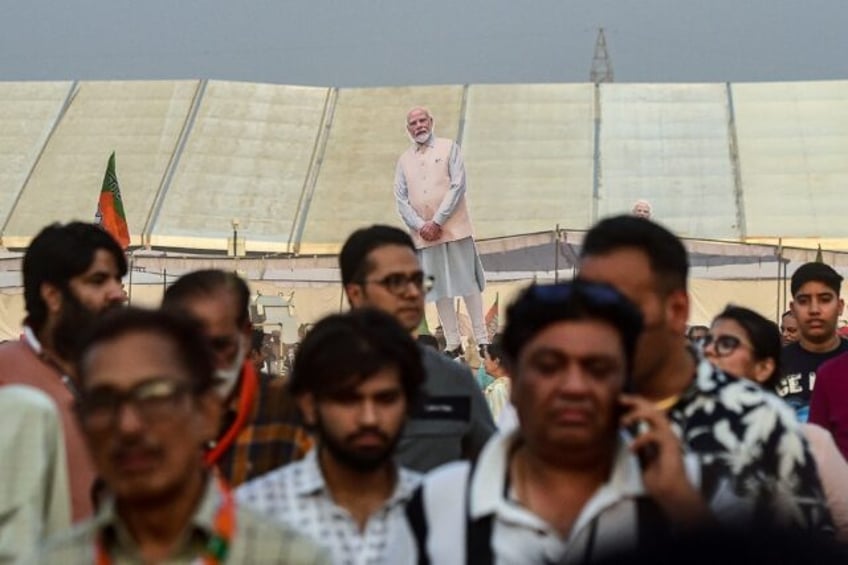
702;334;745;357
362;272;434;296
76;378;191;431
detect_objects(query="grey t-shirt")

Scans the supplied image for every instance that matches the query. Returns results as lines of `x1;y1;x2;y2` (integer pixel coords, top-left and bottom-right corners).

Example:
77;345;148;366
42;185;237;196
395;345;496;472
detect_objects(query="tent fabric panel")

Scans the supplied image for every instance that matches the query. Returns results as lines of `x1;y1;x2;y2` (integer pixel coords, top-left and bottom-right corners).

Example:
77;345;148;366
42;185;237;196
462;84;595;238
3;80;198;247
153;81;329;253
0;82;72;235
598;83;739;239
733;80;848;238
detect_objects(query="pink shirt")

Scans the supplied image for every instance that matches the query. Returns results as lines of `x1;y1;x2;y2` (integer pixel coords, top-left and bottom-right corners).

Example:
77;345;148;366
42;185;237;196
0;337;95;521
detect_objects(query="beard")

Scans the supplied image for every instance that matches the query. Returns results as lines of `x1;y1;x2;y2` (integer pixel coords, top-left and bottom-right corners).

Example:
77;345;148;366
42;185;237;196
315;415;400;473
53;290;120;361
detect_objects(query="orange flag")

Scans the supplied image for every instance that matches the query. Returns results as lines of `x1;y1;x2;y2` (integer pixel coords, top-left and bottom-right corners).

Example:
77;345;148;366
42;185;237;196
95;151;130;249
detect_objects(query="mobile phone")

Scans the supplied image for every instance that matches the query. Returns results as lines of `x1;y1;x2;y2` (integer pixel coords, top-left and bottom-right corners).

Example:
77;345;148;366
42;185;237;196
619;400;658;470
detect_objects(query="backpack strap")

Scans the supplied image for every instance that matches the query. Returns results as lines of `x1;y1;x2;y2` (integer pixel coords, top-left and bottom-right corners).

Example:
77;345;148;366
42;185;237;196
405;487;432;565
405;460;496;565
465;458;495;565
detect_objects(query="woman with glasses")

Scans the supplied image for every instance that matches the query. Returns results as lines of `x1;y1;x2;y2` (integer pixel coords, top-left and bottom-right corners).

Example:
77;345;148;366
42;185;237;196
704;305;848;540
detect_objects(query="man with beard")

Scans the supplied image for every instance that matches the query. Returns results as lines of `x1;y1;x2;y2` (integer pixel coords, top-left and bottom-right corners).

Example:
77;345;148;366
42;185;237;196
338;225;494;471
38;307;328;564
578;216;832;531
237;308;425;565
777;263;848;422
162;270;313;487
394;106;489;360
0;222;126;520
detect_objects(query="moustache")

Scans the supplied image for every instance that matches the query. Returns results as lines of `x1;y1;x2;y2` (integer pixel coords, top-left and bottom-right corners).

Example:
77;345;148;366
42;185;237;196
345;428;391;444
110;438;162;461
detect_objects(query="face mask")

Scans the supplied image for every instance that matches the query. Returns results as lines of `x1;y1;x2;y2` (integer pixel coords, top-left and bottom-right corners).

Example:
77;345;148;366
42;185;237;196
215;335;247;398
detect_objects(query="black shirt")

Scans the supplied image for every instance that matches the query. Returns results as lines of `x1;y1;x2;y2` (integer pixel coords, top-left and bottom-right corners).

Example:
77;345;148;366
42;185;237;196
778;338;848;421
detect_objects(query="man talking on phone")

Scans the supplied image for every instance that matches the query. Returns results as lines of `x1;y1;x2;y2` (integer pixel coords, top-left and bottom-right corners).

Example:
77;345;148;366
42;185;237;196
395;281;709;564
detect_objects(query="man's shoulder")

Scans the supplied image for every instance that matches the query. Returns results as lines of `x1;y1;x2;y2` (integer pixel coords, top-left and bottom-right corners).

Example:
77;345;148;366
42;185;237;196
419;345;476;388
234;504;329;564
36;518;98;562
237;458;303;499
781;341;802;356
0;339;30;363
817;349;848;382
253;372;298;408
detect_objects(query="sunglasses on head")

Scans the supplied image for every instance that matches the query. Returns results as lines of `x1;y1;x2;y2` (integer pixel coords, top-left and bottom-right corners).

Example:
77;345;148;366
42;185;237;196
528;280;630;307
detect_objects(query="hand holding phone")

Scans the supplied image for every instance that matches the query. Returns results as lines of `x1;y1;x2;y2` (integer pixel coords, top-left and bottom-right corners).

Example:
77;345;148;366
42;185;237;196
619;394;712;528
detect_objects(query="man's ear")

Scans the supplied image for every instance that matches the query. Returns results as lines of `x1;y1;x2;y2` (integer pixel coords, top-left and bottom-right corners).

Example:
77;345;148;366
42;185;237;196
838;297;845;316
40;282;63;314
297;393;317;426
665;289;690;335
789;300;797;316
344;283;364;309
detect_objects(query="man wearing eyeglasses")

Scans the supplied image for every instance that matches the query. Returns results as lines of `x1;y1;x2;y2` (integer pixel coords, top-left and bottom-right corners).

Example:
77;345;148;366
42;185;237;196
0;222;127;522
394;106;489;360
339;225;495;472
578;215;832;531
37;307;328;564
162;270;312;487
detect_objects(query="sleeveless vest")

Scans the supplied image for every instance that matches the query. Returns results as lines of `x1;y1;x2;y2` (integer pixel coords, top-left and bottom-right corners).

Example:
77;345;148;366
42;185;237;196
398;137;473;249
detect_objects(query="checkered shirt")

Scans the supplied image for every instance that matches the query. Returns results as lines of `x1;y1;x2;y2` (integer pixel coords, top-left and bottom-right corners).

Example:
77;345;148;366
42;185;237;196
237;448;421;565
216;370;314;487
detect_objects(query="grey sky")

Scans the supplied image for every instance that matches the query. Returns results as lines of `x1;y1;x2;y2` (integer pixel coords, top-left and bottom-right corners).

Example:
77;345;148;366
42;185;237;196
1;0;846;87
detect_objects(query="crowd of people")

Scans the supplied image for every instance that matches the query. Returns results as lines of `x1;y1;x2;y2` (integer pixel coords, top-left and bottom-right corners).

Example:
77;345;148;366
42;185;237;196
1;107;847;564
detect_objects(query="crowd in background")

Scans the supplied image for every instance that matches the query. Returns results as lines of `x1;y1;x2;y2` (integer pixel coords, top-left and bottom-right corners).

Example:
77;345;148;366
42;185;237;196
2;105;848;564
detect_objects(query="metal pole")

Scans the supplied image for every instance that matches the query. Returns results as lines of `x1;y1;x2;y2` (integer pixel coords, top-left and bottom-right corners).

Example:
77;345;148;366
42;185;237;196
783;259;789;313
554;224;560;284
127;253;134;306
776;239;782;322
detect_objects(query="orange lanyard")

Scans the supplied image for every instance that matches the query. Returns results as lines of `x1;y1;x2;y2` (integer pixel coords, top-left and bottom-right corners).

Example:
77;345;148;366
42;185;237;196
94;475;236;564
204;362;258;467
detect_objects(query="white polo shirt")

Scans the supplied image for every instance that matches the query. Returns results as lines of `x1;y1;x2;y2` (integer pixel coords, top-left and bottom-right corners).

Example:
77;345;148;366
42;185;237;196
390;430;700;565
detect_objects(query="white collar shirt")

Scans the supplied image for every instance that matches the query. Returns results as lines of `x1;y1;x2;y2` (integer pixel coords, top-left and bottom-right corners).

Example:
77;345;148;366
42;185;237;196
236;448;421;565
394;430;700;565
